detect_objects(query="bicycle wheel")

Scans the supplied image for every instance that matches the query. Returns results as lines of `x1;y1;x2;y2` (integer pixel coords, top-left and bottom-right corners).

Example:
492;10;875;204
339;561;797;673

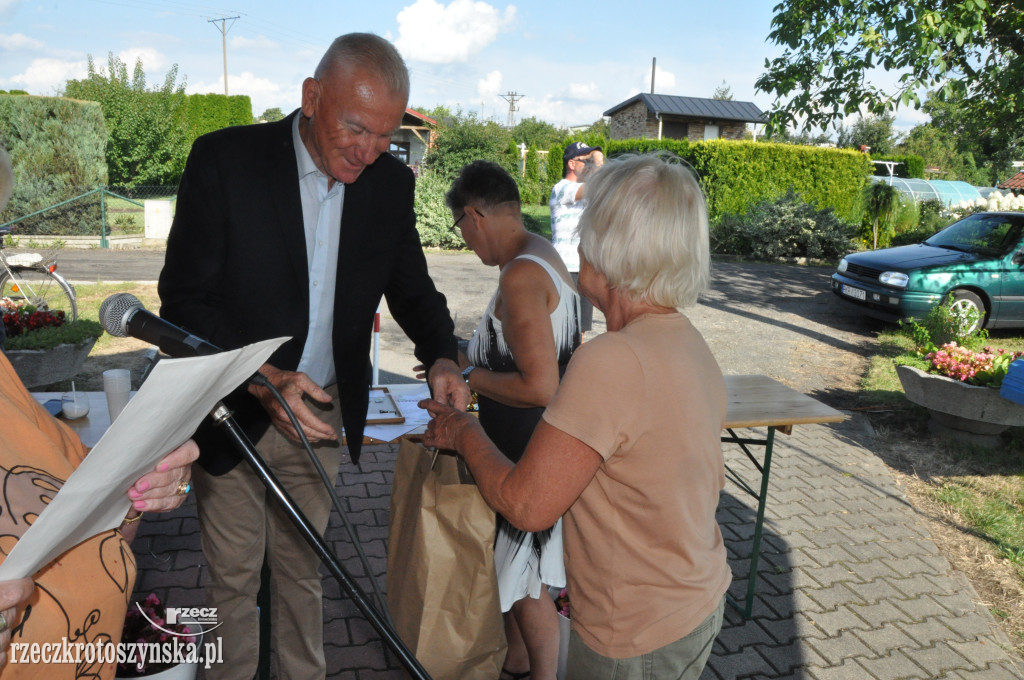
0;266;78;321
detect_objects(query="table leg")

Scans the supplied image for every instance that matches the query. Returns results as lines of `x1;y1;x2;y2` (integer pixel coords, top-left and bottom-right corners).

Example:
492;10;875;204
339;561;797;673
722;426;776;618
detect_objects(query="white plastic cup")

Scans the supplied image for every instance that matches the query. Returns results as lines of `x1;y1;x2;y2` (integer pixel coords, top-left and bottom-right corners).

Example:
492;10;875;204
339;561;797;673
61;390;90;420
103;369;131;421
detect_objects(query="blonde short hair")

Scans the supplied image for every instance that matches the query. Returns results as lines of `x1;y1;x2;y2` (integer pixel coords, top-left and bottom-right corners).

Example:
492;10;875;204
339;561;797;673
578;153;710;309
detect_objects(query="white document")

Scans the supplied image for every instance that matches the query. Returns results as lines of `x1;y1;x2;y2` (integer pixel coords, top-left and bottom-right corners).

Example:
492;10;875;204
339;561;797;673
362;382;432;442
0;337;287;580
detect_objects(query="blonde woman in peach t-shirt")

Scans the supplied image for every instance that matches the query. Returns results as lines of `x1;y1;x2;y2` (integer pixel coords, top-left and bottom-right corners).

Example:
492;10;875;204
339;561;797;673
422;153;729;680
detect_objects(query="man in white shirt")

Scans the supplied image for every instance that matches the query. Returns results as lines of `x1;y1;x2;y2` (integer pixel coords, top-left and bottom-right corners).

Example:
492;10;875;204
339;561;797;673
550;142;603;332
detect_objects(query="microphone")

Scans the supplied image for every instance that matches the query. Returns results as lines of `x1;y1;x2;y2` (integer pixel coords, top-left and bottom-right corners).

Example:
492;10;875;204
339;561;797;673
100;293;271;388
100;293;222;357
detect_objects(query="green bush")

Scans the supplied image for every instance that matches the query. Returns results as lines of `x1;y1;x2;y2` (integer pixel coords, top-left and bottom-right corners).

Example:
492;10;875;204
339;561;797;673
712;190;857;260
3;319;103;351
0;94;107;235
184;93;253;139
901;293;982;349
871;154;925;179
414;171;465;249
550;138;870;226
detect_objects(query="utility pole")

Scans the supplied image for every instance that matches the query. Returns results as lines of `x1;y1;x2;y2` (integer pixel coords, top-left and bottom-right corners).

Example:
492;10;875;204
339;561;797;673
208;15;239;95
651;57;656;94
500;92;524;128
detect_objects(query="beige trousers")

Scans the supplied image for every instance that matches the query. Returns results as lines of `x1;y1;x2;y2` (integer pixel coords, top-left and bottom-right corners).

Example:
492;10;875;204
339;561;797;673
194;386;343;680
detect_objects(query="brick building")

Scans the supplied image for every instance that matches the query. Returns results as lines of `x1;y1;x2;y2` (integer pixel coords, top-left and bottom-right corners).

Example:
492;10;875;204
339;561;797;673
604;93;766;141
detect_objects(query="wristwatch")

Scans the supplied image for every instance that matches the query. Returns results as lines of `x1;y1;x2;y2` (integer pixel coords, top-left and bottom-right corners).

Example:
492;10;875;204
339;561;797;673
461;365;476;382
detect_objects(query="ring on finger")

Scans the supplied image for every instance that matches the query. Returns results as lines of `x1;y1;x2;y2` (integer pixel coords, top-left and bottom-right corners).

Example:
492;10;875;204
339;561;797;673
176;480;192;496
0;610;8;634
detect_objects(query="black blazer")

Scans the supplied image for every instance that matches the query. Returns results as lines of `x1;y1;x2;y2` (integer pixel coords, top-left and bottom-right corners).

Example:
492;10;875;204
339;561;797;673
159;111;456;473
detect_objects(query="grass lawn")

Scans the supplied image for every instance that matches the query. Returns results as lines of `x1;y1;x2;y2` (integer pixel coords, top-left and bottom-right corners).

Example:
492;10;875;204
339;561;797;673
862;325;1024;652
522;203;551;240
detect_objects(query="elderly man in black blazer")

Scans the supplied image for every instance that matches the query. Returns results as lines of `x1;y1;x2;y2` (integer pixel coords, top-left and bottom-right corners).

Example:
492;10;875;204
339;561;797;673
158;33;467;680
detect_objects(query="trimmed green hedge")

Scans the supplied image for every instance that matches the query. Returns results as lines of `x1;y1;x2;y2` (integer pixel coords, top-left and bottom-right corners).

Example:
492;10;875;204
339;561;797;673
184;93;253;139
870;153;925;179
546;137;871;225
0;95;107;234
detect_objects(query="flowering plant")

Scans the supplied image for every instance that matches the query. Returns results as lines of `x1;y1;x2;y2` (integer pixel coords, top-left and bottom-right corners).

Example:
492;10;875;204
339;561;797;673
1;297;102;351
1;298;67;338
925;342;1024;388
117;593;196;677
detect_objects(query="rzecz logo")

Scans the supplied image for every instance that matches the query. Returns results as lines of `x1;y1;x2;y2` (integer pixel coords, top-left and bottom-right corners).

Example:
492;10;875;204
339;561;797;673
138;605;224;636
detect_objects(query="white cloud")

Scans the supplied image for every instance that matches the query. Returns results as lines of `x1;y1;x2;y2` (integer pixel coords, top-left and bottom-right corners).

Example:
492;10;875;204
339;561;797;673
561;82;602;102
230;35;279;50
117;46;167;72
0;33;43;51
477;69;502;99
189;71;297;117
640;65;676;94
0;0;21;21
8;57;86;93
394;0;516;64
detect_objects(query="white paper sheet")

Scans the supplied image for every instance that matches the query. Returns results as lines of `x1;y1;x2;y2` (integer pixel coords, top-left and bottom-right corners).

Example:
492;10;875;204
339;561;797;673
0;337;287;580
362;383;432;442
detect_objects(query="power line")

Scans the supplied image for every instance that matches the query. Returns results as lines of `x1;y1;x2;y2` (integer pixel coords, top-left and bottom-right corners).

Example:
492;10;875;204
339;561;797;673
499;91;524;128
207;15;239;95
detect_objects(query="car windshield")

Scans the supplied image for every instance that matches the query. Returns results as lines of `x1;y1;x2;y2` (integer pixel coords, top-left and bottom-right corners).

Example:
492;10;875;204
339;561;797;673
924;213;1024;256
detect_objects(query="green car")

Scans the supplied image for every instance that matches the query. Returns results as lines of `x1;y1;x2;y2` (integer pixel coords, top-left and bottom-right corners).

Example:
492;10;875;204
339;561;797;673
831;211;1024;331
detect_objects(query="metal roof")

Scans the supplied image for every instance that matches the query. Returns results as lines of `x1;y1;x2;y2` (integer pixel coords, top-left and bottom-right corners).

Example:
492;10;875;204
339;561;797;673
604;93;767;123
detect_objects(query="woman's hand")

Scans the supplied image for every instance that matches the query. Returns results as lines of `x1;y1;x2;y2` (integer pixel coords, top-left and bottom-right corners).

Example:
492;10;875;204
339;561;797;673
127;439;200;514
418;398;479;451
0;577;32;666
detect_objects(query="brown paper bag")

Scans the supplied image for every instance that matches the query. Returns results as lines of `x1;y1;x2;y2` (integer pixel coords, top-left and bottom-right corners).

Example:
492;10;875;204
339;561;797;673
386;439;506;680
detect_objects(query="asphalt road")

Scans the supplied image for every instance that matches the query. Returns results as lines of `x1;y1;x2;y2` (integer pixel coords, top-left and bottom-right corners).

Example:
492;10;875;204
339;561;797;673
56;248;883;407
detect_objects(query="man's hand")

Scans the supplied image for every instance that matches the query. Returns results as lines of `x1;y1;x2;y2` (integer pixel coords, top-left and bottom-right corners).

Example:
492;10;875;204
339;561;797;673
427;358;470;411
248;363;338;443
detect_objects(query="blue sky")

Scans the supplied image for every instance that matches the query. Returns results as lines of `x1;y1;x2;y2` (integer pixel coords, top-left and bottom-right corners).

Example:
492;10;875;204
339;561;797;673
0;0;927;132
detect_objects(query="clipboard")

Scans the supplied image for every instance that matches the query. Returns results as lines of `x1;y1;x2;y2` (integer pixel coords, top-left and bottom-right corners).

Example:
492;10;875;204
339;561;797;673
367;387;405;424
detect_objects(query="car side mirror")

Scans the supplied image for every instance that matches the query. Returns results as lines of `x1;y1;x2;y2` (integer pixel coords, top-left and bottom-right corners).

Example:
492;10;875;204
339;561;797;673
1014;250;1024;266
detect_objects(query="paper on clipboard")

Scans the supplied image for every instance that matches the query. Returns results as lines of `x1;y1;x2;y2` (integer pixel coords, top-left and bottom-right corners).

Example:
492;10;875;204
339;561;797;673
367;387;405;424
363;383;432;442
0;336;288;581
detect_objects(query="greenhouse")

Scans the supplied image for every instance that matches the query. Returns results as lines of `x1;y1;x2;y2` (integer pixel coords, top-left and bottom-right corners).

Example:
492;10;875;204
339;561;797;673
870;176;982;207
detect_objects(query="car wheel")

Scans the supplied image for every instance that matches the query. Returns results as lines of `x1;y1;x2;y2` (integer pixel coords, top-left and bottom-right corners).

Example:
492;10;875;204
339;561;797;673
947;289;986;335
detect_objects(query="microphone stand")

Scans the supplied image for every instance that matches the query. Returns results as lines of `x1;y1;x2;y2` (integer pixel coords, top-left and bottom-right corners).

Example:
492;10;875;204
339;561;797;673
208;402;432;680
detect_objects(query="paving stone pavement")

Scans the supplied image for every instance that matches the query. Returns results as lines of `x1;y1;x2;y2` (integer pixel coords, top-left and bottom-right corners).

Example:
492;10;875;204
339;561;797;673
130;412;1023;679
106;252;1020;678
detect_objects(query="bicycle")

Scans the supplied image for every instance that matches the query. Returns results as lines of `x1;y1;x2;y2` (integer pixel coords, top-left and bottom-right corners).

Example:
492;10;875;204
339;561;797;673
0;226;78;321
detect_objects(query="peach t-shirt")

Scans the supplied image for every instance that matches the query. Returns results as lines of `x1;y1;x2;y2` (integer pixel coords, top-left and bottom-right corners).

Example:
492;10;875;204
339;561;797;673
0;352;135;679
542;312;731;658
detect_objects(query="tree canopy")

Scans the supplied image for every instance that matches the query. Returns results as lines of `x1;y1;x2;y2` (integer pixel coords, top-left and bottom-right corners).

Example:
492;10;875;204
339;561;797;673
837;113;898;155
756;1;1023;140
512;116;565;149
64;54;189;186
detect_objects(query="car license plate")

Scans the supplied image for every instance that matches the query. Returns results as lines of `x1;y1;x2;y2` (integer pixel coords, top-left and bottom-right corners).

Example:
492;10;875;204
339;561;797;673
841;284;866;301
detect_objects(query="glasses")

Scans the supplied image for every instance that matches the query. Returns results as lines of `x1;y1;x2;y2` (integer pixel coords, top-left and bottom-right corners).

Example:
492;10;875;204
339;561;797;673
452;209;484;232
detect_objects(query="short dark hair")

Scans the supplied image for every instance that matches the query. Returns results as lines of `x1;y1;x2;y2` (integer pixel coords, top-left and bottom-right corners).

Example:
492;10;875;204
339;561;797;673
445;160;520;211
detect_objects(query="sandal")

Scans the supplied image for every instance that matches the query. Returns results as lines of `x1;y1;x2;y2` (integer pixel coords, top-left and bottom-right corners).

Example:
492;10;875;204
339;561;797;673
500;668;530;680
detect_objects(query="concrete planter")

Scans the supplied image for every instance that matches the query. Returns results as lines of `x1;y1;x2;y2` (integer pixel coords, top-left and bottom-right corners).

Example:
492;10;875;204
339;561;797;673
4;336;97;388
896;364;1024;447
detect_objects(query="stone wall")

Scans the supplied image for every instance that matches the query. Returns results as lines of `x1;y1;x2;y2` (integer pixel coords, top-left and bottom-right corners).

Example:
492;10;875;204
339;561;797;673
609;100;649;139
609;103;750;141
